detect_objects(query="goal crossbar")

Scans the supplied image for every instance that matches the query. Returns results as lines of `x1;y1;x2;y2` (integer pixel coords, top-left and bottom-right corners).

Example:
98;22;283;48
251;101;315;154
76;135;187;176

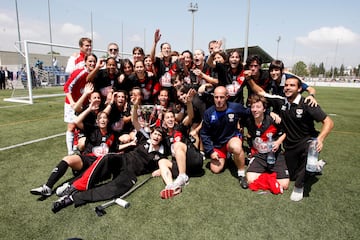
4;40;107;104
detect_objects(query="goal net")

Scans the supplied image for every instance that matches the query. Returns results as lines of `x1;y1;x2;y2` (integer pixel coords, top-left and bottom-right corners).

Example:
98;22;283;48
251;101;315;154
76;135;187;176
4;40;130;104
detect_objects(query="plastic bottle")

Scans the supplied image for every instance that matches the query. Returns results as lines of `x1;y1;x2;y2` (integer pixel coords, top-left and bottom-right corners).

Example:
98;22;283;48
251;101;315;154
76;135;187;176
306;138;319;172
266;133;276;166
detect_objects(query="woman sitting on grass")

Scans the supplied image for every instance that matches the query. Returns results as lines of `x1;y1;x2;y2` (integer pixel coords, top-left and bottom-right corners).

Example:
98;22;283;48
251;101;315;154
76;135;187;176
30;91;117;197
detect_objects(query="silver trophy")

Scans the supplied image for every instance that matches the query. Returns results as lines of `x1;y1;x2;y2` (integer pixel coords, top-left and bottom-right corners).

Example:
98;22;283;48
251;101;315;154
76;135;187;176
139;104;155;133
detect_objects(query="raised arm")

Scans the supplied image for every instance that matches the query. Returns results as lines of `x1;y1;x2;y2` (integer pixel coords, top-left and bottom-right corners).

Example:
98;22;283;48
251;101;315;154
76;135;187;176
72;82;94;113
150;29;161;63
182;88;196;126
86;58;105;83
74;100;99;130
130;95;142;131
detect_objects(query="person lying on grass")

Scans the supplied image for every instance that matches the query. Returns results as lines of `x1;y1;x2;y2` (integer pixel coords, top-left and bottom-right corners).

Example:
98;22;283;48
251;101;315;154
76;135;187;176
51;96;169;213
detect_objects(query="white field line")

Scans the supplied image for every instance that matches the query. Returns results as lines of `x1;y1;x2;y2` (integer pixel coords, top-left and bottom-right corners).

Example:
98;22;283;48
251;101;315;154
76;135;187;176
0;133;65;151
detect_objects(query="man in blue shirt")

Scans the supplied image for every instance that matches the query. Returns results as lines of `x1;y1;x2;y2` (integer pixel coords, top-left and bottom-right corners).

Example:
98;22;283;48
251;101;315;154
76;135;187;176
200;86;250;189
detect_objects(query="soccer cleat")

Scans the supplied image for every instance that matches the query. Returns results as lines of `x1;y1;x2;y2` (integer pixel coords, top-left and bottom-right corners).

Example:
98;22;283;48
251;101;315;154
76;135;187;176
160;186;182;199
56;183;78;197
56;182;69;196
30;184;52;197
238;176;249;189
290;187;304;202
52;195;74;213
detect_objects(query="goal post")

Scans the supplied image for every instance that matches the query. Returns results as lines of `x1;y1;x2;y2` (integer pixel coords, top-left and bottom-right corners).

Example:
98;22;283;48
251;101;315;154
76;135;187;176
4;40;128;104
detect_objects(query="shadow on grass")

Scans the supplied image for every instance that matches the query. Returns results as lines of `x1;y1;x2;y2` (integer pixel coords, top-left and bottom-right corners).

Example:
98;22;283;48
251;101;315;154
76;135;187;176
304;174;320;198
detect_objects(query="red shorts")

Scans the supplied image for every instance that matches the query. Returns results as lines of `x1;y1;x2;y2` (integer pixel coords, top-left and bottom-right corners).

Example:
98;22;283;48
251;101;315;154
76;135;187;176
213;136;242;159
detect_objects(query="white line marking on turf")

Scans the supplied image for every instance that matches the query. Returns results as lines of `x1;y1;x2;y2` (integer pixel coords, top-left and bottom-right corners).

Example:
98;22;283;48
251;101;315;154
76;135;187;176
0;133;65;151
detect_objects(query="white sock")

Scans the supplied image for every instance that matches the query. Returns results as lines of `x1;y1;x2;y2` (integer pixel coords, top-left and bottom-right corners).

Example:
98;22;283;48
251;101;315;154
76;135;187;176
237;170;245;177
66;131;74;155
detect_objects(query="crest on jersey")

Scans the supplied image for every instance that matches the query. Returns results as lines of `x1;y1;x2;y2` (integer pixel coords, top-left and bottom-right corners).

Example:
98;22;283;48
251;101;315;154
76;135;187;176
228;113;235;122
296;109;303;118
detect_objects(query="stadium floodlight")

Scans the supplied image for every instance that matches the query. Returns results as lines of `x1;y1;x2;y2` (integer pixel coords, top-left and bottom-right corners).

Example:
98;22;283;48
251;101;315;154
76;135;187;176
188;2;198;53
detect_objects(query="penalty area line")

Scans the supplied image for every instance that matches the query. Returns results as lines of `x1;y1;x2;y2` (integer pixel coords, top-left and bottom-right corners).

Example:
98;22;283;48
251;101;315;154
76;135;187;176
0;133;65;151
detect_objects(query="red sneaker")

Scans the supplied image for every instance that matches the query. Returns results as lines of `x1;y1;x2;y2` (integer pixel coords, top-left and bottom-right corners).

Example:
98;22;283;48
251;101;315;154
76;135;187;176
160;187;182;199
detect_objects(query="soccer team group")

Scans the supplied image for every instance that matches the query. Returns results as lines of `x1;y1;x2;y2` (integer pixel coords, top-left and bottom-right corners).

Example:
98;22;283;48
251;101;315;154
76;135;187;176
30;29;334;213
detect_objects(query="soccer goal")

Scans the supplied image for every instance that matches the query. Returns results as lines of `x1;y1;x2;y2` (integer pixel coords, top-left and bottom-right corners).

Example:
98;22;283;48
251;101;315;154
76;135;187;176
3;40;129;104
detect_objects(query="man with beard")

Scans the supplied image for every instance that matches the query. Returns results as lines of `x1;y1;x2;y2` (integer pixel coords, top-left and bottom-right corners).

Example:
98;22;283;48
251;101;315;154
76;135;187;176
247;77;334;201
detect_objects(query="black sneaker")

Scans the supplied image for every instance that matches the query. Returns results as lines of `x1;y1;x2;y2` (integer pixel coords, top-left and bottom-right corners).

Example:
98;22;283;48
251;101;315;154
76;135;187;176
238;176;249;189
52;196;74;213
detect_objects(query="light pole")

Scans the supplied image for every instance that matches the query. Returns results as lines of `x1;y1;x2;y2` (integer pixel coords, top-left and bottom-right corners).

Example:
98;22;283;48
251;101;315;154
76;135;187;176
48;0;54;64
188;2;198;53
331;39;339;80
276;36;281;59
243;0;251;64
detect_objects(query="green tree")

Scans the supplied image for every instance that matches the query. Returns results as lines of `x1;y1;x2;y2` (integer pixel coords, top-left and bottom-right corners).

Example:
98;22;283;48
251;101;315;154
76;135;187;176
293;61;308;76
340;64;345;76
309;63;319;77
318;62;326;76
356;64;360;77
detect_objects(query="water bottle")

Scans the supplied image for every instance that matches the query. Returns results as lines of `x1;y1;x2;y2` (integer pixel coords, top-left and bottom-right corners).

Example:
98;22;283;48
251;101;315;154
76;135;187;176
266;133;276;166
306;138;318;172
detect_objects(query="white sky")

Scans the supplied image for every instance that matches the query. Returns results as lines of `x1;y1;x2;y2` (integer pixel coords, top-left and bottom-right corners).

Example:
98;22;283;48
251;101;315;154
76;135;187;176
1;0;360;69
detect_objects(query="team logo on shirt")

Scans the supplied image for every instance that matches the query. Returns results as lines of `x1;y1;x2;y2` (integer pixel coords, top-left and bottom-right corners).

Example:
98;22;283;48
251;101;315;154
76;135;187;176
296;109;303;118
144;143;149;150
228;113;235;122
153;154;160;161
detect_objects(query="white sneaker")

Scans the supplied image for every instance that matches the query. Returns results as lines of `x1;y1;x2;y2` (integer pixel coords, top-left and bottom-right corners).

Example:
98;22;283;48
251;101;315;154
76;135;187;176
172;174;189;189
55;182;70;197
30;184;52;196
290;187;304;201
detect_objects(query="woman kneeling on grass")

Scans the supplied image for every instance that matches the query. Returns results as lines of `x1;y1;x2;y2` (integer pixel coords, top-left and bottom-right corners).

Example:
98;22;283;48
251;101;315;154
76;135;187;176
30;93;117;197
244;94;290;194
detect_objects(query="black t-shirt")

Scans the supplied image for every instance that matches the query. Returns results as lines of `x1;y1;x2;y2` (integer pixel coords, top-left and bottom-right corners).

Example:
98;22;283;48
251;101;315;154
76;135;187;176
93;69;120;92
113;74;139;94
82;123;117;155
108;103;133;137
265;94;327;148
124;129;169;175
